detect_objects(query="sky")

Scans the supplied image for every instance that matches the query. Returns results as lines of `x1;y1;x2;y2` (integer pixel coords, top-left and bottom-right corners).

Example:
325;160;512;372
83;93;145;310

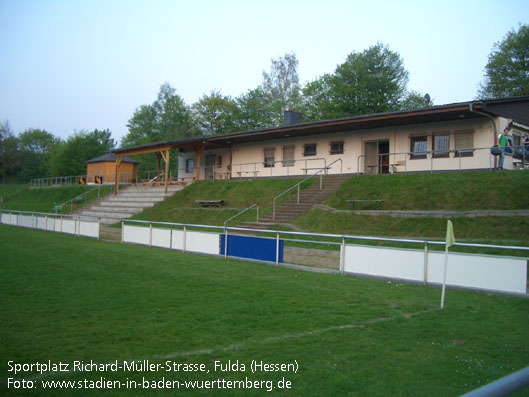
1;0;528;145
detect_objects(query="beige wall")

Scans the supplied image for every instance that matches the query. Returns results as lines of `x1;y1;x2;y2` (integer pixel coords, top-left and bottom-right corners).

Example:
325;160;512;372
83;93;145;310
178;116;514;180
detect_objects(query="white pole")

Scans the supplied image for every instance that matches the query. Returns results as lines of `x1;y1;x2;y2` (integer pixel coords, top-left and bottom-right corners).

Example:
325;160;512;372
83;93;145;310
276;232;280;265
440;244;449;309
149;223;152;247
224;228;228;259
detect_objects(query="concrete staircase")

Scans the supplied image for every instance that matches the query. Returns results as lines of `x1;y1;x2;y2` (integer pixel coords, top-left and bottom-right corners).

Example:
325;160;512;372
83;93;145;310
239;174;353;228
76;185;185;225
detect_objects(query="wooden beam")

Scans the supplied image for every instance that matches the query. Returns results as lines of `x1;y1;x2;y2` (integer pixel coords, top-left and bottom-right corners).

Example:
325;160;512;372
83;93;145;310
113;145;174;157
162;150;170;194
114;155;123;195
155;152;162;181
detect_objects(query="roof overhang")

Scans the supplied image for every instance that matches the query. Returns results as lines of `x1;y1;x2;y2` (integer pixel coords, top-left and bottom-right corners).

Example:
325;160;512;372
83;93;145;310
111;96;529;156
207;104;485;146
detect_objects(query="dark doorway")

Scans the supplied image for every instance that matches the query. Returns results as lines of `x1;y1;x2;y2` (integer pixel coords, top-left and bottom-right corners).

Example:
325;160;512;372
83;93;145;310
364;140;390;175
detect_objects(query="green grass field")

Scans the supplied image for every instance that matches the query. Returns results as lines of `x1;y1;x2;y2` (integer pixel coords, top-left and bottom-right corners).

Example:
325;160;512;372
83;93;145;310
2;225;528;396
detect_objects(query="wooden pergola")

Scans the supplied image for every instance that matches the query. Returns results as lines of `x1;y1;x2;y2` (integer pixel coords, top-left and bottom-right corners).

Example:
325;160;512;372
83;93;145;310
111;138;225;195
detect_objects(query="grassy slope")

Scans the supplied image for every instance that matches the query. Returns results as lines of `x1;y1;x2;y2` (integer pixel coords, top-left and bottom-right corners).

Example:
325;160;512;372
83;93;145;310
0;184;113;214
293;171;529;242
132;178;309;226
1;225;528;396
325;171;529;211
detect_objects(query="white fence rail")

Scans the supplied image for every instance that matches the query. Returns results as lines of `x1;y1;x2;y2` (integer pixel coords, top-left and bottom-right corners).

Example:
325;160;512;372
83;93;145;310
120;220;528;296
1;210;100;239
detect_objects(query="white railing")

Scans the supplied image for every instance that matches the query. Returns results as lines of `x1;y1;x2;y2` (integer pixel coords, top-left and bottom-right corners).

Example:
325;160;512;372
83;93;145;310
31;173;131;188
121;218;529;295
272;158;343;220
1;210;100;239
357;145;529;175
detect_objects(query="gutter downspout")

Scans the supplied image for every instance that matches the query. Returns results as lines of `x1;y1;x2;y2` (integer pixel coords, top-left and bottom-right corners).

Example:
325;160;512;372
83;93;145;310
469;103;498;169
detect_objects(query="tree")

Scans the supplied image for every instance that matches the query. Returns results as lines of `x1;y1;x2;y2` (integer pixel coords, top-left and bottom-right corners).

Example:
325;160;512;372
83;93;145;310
123;83;192;148
0;121;21;183
262;52;302;125
17;128;59;181
235;87;276;131
400;91;433;111
479;24;529;99
191;91;240;136
302;43;412;120
48;129;115;177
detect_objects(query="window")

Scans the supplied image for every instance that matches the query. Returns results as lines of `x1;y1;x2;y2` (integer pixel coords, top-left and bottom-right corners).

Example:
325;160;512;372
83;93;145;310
303;143;317;156
185;159;194;173
410;136;427;159
455;130;474;157
330;141;344;155
263;147;275;167
216;155;222;168
433;133;450;158
282;145;295;167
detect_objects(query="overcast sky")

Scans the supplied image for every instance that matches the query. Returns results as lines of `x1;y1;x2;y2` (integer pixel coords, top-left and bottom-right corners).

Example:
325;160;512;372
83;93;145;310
1;0;528;145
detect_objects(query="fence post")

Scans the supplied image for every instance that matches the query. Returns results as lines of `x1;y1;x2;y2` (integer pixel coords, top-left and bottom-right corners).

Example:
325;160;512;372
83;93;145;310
276;232;280;265
423;242;429;286
340;237;345;275
224;228;228;259
183;225;187;253
256;206;259;223
297;184;300;204
149;223;153;248
97;218;100;240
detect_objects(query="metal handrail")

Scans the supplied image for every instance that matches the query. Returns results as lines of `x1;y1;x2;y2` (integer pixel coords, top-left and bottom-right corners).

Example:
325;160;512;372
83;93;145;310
60;185;112;214
356;145;529;175
31;172;131;188
2;209;100;221
224;204;259;227
271;158;344;220
121;218;529;252
272;168;324;220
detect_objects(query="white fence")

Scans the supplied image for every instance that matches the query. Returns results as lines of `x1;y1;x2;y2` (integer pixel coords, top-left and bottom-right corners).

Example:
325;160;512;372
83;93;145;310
344;244;527;294
121;220;528;296
122;223;220;256
1;210;100;239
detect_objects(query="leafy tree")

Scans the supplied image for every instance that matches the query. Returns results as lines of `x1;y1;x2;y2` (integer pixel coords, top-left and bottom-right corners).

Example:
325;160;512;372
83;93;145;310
235;87;276;131
192;91;240;135
0;121;21;183
400;91;433;111
48;129;115;176
17;128;59;181
302;74;337;121
262;52;302;125
302;43;413;120
122;104;158;147
479;24;529;98
123;83;192;148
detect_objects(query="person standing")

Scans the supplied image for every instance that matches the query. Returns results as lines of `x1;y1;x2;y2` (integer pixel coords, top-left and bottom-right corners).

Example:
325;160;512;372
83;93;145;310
498;126;513;170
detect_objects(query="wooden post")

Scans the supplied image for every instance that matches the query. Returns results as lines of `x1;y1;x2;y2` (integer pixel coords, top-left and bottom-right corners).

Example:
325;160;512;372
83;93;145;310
156;152;162;182
161;150;171;194
114;155;123;195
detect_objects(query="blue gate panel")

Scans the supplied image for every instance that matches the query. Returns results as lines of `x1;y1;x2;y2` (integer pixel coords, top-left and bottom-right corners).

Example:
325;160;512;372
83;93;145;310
220;234;283;263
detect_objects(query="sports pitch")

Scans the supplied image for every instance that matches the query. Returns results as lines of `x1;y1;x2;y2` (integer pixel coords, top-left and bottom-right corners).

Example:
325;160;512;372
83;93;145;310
1;224;528;396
